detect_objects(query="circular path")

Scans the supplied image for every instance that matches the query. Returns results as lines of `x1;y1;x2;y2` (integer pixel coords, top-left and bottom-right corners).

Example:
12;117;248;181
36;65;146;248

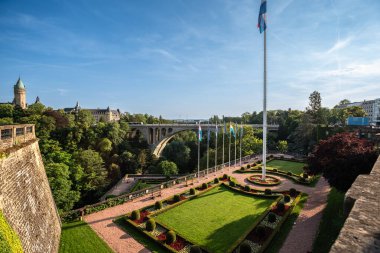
84;158;330;253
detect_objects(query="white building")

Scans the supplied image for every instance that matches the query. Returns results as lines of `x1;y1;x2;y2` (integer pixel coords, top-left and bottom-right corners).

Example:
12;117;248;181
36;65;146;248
337;98;380;125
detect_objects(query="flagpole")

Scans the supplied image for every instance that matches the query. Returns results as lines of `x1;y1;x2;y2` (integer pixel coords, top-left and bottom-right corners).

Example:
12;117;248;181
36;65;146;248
262;21;267;180
214;121;218;175
198;121;201;182
229;123;231;169
234;123;237;168
222;118;225;168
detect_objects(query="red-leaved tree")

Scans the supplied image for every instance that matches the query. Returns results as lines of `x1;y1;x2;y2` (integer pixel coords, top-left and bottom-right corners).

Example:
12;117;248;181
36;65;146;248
308;132;377;192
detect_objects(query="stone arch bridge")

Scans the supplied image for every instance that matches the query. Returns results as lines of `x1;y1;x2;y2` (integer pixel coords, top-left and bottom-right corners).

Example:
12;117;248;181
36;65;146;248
129;123;279;157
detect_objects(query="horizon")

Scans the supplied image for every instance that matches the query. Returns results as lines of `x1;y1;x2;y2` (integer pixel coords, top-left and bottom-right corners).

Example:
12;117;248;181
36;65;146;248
1;0;379;118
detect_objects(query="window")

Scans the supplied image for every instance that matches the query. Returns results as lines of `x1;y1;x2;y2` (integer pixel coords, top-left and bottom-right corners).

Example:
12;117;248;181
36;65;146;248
16;128;24;136
1;129;12;139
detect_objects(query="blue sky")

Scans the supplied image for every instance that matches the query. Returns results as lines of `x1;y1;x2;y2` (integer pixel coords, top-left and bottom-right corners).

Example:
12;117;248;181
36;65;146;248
0;0;379;118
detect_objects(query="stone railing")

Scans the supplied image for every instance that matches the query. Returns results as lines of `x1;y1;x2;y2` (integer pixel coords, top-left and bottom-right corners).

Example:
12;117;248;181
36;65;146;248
0;124;36;150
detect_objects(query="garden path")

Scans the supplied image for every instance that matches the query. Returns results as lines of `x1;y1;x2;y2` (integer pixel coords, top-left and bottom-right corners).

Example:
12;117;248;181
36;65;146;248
84;158;329;253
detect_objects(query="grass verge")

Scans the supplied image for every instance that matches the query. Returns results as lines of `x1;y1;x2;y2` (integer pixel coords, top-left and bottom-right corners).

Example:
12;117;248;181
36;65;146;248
264;193;308;253
266;159;306;175
59;221;113;253
312;187;346;253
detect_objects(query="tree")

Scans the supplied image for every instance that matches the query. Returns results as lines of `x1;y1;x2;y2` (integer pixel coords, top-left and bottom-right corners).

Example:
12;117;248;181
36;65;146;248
98;138;112;153
75;149;108;192
308;132;377;191
0;104;14;118
45;163;80;212
157;161;178;176
307;91;322;113
277;140;288;153
338;99;351;106
162;141;191;173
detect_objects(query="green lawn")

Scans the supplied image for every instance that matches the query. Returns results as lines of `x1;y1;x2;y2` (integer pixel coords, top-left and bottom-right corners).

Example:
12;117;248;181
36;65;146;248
59;221;113;253
264;193;308;253
130;180;157;193
312;188;346;253
154;185;275;253
266;159;306;175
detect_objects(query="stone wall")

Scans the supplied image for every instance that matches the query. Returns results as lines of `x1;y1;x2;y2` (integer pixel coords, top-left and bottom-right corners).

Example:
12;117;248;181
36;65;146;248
0;140;61;253
330;155;380;253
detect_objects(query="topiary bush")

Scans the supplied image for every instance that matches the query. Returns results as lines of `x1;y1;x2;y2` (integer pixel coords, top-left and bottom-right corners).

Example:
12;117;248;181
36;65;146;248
268;212;276;223
287;172;292;176
247;164;251;169
280;155;284;158
173;194;181;202
214;177;219;183
166;230;176;244
255;225;266;239
244;185;251;192
155;201;163;210
273;169;278;172
223;174;228;179
146;218;156;231
190;245;202;253
303;173;309;179
284;194;291;203
277;202;285;212
252;163;256;166
264;189;272;195
202;183;208;190
257;160;262;164
289;188;297;197
229;181;236;187
239;241;252;253
131;210;140;220
190;188;196;195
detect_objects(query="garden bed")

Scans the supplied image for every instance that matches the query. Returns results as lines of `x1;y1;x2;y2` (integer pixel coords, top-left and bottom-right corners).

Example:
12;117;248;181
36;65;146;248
247;174;281;186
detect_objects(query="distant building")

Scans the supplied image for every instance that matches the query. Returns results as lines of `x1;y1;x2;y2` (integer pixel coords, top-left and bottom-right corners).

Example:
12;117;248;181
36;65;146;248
336;98;380;125
0;78;40;109
63;102;121;123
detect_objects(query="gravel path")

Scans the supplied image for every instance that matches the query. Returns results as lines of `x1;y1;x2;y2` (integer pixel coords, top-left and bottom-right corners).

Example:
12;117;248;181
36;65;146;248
84;160;330;253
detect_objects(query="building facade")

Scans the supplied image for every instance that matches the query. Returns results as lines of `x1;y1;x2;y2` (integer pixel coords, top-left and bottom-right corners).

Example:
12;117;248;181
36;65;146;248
337;98;380;125
63;102;121;123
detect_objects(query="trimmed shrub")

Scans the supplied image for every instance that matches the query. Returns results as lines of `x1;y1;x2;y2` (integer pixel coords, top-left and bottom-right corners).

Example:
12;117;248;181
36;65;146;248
303;173;309;179
284;194;291;203
257;160;262;164
131;210;140;220
202;183;208;190
155;201;163;210
173;194;181;202
229;181;236;187
277;202;285;212
280;155;284;158
255;225;266;239
289;188;297;197
105;194;117;200
258;166;262;170
239;241;252;253
241;166;245;170
252;163;256;166
299;177;306;182
146;218;156;231
166;230;176;244
223;174;228;179
268;212;276;223
214;178;219;183
190;245;202;253
273;169;278;172
190;188;196;195
247;164;251;169
287;172;292;176
244;185;251;192
264;189;272;195
269;155;274;158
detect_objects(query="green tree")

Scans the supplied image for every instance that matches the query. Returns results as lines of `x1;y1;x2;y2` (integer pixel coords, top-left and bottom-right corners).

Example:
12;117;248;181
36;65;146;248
98;138;112;153
277;140;288;153
157;161;178;176
0;104;14;118
45;162;80;212
162;141;191;173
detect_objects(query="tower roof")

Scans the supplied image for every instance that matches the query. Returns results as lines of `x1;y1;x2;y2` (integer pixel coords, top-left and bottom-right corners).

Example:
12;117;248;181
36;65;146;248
14;78;25;89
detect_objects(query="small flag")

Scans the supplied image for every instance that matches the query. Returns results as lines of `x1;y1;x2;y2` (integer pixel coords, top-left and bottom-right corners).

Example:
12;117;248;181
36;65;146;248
198;124;202;142
230;123;236;138
257;0;267;33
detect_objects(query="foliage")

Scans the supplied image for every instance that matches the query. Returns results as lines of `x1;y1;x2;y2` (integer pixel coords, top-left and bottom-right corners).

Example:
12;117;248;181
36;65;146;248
283;195;291;203
244;185;251;192
0;210;23;253
146;218;156;232
229;181;236;187
166;231;176;244
201;183;208;190
264;189;272;195
190;245;202;253
173;194;181;202
59;221;113;253
214;177;219;183
162;141;191;173
223;174;228;179
308;132;377;191
239;241;252;253
277;202;285;212
131;210;140;221
190;188;196;195
289;188;297;197
255;226;266;239
157;161;178;176
268;213;276;223
277;140;288;153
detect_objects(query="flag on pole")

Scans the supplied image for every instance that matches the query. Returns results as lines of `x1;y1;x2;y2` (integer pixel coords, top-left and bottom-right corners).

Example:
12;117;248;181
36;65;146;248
257;0;267;33
198;124;202;142
230;123;236;138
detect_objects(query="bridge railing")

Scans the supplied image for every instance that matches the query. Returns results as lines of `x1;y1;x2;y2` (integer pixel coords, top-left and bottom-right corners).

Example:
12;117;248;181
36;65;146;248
60;153;264;222
0;124;36;150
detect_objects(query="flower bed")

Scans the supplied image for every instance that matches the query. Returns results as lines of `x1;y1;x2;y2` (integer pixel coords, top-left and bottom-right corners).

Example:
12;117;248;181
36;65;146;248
247;174;281;186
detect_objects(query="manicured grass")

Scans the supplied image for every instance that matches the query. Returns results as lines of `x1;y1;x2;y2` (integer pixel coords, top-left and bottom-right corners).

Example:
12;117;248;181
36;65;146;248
154;185;275;253
266;160;306;175
59;221;113;253
264;193;308;253
114;218;167;253
312;188;346;253
130;180;157;193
